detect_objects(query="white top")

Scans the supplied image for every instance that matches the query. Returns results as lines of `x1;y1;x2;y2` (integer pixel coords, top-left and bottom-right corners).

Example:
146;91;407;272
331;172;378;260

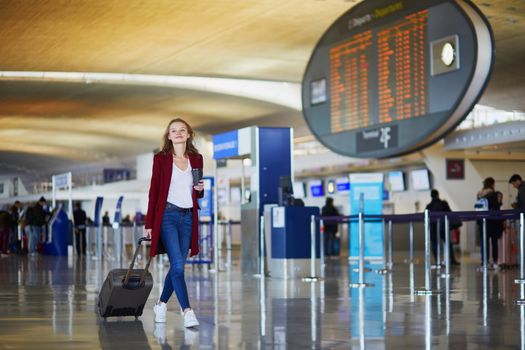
166;159;193;208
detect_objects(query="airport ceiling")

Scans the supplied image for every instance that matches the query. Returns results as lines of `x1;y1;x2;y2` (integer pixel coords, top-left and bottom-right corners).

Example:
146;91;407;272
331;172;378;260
0;0;524;181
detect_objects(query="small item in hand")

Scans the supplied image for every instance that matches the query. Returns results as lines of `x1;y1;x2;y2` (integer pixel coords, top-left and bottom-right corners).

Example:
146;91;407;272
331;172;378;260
191;168;203;186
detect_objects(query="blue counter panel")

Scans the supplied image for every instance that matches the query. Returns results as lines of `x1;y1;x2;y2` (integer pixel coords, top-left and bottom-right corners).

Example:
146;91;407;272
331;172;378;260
258;128;292;215
271;206;320;259
44;209;69;256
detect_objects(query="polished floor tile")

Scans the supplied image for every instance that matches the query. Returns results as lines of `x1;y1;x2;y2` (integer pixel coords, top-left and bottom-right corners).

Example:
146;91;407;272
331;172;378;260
0;251;523;349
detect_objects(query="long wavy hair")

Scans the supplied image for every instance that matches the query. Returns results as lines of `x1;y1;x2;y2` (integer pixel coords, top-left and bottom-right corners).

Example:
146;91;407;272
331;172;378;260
160;118;199;156
482;177;495;190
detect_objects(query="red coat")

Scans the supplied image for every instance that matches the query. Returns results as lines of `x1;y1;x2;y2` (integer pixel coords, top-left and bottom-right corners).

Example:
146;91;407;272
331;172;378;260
145;152;204;257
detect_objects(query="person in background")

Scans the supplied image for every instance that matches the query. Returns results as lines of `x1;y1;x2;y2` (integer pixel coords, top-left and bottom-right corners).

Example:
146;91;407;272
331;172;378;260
0;209;12;255
425;189;460;265
73;202;87;255
477;177;495;201
477;177;504;269
31;197;48;254
321;197;340;258
102;211;111;227
121;214;131;225
9;201;22;250
509;174;525;210
23;203;35;254
134;212;143;225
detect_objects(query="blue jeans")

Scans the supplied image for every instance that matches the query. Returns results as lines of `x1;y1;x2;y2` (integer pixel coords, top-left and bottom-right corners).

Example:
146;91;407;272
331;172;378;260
159;206;193;310
29;226;42;253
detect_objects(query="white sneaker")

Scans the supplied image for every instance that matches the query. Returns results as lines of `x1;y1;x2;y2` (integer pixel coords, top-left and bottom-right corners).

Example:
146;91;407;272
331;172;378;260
154;302;167;323
183;309;199;328
493;263;500;270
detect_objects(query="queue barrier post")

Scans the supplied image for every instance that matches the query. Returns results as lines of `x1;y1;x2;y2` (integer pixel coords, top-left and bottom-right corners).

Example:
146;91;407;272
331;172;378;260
350;212;373;288
415;209;440;295
409;222;414;264
388;220;393;269
303;215;321;282
514;212;525;305
320;219;325;279
377;219;391;275
254;215;266;278
432;219;442;270
441;215;451;279
477;218;489;272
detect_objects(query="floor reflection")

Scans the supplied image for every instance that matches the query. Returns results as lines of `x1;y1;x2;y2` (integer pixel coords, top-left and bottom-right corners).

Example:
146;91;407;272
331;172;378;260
349;263;385;340
0;253;523;349
98;320;151;350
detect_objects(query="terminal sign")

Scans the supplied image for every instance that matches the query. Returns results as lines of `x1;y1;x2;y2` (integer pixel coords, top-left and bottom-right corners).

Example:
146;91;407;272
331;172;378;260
302;0;494;158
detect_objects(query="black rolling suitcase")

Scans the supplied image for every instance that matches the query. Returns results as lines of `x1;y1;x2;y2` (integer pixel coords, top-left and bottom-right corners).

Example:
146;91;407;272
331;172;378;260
98;238;154;319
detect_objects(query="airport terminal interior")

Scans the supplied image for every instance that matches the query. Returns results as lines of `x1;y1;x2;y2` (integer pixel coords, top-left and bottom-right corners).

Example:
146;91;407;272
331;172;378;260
1;0;525;349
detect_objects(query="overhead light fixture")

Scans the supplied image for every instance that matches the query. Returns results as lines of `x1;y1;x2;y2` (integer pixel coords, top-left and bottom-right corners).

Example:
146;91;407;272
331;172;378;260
0;71;302;110
327;179;336;194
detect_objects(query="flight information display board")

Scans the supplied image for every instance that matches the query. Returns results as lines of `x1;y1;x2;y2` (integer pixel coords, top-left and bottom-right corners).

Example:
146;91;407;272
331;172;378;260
302;0;494;158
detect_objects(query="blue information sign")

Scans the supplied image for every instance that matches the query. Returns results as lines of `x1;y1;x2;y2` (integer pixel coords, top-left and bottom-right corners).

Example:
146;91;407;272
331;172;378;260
93;196;104;226
213;131;238;160
349;173;384;259
114;196;124;224
198;177;214;219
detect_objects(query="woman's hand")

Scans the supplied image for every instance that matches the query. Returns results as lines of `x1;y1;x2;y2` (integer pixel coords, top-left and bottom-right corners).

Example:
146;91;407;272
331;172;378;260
193;180;204;192
145;229;152;239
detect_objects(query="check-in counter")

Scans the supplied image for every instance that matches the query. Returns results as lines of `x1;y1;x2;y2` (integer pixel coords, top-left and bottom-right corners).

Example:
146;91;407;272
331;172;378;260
44;208;70;256
270;206;320;279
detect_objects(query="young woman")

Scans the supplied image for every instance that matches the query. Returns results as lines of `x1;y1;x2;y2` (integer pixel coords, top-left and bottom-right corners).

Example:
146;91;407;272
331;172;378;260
145;118;204;328
477;177;503;268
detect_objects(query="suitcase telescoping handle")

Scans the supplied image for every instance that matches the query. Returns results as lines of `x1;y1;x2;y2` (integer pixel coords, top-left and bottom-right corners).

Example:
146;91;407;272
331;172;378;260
123;237;152;286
